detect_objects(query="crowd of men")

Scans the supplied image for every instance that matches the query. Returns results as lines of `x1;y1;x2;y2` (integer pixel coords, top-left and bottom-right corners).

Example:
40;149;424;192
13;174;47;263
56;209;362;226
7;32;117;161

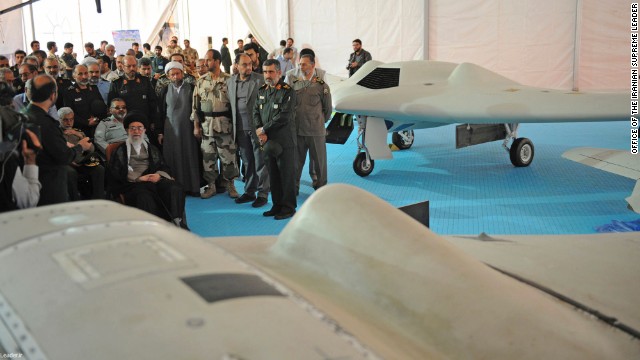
0;35;373;226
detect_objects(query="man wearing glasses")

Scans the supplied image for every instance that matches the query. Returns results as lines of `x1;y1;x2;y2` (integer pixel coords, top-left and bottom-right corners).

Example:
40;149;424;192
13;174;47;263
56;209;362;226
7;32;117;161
43;58;71;109
107;112;187;229
227;53;269;208
94;98;147;156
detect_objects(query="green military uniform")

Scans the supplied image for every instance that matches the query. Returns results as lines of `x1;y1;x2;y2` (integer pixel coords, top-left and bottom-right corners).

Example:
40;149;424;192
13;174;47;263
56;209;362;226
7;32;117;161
287;74;332;191
253;80;297;215
193;71;239;190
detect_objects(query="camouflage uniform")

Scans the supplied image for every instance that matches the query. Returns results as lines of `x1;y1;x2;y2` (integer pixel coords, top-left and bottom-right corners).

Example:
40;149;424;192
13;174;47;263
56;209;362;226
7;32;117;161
183;47;199;65
193;71;239;193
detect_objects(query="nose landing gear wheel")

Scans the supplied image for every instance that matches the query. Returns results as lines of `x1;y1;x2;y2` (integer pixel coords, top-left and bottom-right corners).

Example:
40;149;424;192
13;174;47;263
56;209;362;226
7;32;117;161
353;152;375;177
510;137;534;167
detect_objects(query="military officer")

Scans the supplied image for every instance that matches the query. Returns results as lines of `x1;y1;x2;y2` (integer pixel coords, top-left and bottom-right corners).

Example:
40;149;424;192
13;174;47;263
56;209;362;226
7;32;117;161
63;64;106;137
286;54;332;192
193;49;239;199
253;59;297;220
107;55;159;136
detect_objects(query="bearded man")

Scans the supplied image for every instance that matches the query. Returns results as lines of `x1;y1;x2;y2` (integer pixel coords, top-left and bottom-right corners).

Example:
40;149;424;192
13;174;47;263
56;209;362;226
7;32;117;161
107;112;187;228
157;61;200;195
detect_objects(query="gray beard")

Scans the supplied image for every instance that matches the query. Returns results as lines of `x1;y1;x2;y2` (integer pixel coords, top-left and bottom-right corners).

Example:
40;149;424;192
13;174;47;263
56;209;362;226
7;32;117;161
129;137;144;147
89;77;99;85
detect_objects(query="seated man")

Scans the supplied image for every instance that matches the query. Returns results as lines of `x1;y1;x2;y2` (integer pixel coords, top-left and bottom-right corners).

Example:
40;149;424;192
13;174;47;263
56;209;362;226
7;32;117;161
94;98;147;156
107;112;187;228
59;107;105;200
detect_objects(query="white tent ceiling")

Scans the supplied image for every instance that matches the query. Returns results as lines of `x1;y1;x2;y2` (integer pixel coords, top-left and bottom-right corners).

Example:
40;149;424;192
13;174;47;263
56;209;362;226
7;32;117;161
0;0;629;91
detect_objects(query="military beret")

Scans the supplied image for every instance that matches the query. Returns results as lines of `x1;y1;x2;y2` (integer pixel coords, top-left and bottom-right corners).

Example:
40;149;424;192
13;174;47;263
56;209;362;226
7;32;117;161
123;111;149;130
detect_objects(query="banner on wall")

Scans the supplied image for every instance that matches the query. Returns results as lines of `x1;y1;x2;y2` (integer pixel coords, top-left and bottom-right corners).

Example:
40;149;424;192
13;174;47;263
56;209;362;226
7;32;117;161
112;30;142;55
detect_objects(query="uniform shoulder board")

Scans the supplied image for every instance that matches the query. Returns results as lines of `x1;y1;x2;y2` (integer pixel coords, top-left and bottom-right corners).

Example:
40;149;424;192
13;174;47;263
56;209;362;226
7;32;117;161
260;83;269;89
282;83;291;89
66;84;75;91
316;77;325;84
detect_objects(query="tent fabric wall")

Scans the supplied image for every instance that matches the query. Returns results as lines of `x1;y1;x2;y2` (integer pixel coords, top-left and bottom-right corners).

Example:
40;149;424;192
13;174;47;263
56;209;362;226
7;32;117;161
0;1;25;62
428;0;577;89
2;0;629;91
175;0;252;59
577;0;628;90
289;0;425;78
427;0;627;91
233;0;289;53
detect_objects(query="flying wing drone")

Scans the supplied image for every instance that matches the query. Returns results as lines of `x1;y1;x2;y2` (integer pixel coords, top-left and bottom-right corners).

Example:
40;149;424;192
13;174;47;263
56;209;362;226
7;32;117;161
331;60;627;176
0;185;638;359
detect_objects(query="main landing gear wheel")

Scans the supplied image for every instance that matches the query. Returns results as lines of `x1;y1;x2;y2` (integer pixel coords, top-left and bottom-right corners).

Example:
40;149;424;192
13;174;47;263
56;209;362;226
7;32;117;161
391;130;415;150
510;137;534;167
353;152;375;177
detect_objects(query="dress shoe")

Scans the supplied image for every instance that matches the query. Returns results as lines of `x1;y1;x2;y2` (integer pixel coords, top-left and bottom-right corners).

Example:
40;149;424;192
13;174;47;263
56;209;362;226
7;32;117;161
252;197;268;208
263;207;281;217
274;211;296;220
235;193;256;204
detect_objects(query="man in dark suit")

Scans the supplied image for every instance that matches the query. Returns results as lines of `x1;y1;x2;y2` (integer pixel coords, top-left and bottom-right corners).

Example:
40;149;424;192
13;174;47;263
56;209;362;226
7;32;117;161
26;74;92;205
228;53;269;208
252;59;296;220
220;37;232;74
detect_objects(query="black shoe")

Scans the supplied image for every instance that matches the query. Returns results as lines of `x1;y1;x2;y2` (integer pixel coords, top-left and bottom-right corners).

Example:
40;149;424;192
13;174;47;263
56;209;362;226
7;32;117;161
235;193;256;204
274;211;296;220
263;207;281;217
252;197;268;208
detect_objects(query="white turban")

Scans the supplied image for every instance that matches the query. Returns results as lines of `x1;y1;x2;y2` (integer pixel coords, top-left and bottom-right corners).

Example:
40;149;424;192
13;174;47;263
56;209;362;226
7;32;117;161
165;61;184;74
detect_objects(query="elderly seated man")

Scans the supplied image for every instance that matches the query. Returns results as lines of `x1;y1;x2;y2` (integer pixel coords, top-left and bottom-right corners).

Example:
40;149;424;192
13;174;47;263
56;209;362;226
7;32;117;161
59;107;105;200
94;98;148;156
107;112;187;229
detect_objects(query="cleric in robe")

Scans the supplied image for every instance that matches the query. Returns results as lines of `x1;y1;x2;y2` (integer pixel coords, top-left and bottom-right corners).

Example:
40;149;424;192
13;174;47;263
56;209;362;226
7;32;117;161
157;61;200;195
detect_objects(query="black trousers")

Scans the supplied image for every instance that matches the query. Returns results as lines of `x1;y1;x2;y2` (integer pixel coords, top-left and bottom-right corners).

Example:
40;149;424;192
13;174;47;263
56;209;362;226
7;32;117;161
264;147;296;214
123;179;185;220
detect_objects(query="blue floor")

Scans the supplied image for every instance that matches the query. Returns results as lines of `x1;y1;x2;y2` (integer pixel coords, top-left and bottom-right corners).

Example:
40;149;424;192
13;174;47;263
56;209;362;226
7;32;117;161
187;120;639;237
